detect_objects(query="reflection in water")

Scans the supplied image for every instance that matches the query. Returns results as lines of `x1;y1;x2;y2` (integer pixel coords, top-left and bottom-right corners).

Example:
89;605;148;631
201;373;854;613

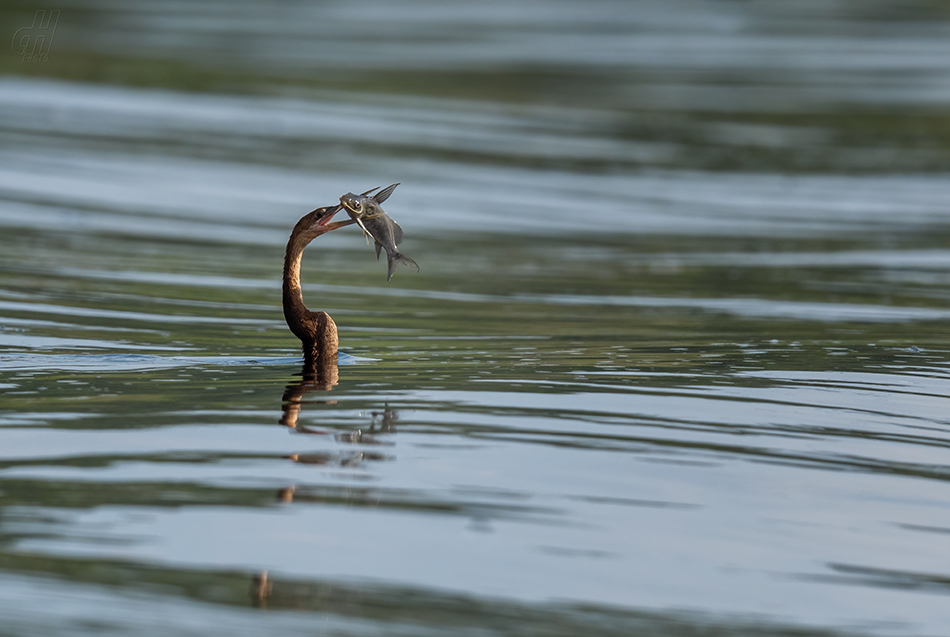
243;570;862;635
280;359;398;440
337;408;398;443
264;364;400;608
279;360;340;430
279;361;398;487
250;571;273;609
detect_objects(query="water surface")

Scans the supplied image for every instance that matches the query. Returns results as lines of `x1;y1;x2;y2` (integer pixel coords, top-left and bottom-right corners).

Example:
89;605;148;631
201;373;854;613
3;1;950;635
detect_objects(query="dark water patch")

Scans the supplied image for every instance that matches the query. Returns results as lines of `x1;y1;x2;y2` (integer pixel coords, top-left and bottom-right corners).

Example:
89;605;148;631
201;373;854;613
0;560;867;637
808;563;950;595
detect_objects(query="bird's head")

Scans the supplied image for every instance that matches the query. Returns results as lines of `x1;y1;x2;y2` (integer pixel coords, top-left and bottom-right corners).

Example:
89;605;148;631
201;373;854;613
296;205;353;239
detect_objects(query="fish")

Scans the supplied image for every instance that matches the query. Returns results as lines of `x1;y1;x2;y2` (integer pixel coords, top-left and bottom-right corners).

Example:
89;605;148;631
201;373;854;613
307;186;380;228
339;183;420;281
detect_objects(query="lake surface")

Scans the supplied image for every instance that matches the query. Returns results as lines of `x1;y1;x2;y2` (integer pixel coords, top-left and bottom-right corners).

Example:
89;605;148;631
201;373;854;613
3;1;950;635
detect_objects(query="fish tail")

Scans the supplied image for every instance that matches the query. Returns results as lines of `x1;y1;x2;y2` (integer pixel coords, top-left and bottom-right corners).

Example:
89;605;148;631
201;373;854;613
387;251;420;281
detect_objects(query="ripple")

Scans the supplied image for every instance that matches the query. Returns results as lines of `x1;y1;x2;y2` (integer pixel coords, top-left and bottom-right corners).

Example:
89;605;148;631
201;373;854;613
0;352;371;373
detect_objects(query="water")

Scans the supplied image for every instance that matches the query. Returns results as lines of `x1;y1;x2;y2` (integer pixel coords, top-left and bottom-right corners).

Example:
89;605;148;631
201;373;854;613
3;1;950;634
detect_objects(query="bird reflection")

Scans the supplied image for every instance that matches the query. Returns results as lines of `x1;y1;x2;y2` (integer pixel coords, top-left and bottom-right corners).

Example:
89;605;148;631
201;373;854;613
279;363;339;431
260;372;400;606
280;364;398;441
335;407;398;444
251;571;273;608
278;364;399;492
251;571;372;611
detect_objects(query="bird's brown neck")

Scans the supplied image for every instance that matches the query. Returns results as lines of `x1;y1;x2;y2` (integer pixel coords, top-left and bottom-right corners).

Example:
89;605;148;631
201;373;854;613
282;222;339;373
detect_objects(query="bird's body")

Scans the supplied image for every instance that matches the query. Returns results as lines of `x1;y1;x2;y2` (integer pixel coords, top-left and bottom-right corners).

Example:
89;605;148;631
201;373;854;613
282;185;415;381
282;203;354;377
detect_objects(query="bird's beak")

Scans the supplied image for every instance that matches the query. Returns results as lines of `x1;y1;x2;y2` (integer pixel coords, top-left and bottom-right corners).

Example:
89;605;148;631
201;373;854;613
315;204;342;227
322;218;356;232
311;205;356;232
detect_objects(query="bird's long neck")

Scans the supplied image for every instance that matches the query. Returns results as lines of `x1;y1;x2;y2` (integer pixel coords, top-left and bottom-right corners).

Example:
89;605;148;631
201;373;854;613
282;226;338;372
282;230;310;335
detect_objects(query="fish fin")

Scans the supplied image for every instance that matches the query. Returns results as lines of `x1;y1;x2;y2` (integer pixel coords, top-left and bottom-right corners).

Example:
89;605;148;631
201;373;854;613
390;218;404;246
386;251;420;281
374;183;400;204
360;186;381;196
354;217;375;246
375;241;382;260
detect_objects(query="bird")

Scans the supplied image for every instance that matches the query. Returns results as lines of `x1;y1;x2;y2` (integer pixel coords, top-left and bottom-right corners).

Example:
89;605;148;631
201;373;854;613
281;202;355;378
